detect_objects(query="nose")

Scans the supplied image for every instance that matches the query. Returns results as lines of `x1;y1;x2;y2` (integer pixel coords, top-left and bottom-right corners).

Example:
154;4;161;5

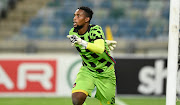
73;16;76;21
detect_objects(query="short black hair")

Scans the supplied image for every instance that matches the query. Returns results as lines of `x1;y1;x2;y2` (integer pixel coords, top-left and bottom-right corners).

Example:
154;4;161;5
78;6;93;22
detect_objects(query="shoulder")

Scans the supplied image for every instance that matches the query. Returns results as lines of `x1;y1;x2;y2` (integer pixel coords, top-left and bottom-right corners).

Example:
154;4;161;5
69;27;77;35
90;25;102;31
89;25;105;40
89;25;104;36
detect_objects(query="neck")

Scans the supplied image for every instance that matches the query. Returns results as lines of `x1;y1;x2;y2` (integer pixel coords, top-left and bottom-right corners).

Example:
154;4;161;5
78;23;89;35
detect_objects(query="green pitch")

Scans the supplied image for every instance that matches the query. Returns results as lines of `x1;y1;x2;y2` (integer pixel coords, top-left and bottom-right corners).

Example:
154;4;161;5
0;97;180;105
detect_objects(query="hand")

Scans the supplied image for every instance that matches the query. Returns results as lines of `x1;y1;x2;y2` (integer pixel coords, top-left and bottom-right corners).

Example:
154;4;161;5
105;40;117;51
67;35;80;46
67;35;88;47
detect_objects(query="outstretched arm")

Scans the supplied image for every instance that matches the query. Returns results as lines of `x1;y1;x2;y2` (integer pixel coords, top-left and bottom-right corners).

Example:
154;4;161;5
67;35;105;54
67;35;117;53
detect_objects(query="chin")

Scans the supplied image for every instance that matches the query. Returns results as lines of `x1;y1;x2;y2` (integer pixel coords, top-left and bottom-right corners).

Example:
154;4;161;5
74;25;83;30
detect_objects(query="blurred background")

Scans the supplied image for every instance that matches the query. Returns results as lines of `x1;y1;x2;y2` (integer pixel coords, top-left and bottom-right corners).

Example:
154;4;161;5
0;0;175;105
0;0;169;55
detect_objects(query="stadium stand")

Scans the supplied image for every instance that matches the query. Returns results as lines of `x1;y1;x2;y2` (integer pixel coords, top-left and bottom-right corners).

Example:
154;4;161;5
0;0;170;54
12;0;169;41
0;0;12;19
0;0;50;39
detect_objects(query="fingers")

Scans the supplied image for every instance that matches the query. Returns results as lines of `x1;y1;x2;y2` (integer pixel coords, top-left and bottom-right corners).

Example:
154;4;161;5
110;41;117;44
112;44;116;48
109;46;114;51
67;35;78;43
108;43;117;51
67;35;81;46
67;35;78;39
71;43;75;46
105;40;117;45
108;40;117;45
67;35;71;38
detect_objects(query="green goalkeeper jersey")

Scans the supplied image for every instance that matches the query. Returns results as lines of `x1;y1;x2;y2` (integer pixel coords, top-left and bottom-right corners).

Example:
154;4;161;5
69;24;116;75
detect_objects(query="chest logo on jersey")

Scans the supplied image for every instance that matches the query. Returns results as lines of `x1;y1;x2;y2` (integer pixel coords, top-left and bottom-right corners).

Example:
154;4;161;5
73;83;76;88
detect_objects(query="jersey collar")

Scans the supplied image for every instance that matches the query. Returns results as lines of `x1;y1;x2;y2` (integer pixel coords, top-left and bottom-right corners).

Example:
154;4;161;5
73;25;94;35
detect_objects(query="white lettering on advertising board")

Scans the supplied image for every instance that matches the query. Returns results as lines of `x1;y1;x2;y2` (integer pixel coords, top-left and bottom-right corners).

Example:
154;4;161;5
17;63;53;90
138;60;167;95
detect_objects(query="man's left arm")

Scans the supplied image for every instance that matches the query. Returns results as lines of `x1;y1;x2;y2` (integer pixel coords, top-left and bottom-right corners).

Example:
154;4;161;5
86;39;104;54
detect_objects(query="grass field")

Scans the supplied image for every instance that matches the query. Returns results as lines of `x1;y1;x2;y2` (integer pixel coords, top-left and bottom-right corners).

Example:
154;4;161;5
0;97;180;105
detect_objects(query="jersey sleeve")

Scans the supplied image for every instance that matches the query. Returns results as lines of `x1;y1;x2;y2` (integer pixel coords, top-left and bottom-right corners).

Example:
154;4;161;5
86;39;105;54
90;25;105;40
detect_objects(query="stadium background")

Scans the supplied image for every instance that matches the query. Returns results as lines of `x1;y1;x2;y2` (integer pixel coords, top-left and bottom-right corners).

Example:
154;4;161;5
0;0;178;105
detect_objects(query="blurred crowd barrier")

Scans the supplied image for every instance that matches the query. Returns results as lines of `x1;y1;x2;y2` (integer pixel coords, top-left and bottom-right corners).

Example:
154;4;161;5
0;0;170;55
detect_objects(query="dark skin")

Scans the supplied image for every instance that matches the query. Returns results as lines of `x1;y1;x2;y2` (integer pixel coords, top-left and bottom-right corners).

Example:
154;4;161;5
73;9;90;35
72;92;87;105
72;9;90;105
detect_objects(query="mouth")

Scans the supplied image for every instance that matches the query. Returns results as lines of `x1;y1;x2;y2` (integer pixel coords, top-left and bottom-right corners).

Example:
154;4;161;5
73;22;77;26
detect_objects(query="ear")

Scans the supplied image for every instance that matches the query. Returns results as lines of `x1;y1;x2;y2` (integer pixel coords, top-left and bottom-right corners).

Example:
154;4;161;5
85;17;90;23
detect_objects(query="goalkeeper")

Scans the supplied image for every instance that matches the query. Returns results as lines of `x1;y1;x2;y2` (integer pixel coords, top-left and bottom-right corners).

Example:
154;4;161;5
67;6;117;105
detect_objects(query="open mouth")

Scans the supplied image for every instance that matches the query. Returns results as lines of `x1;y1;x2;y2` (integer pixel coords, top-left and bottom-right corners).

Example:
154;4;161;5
73;22;77;26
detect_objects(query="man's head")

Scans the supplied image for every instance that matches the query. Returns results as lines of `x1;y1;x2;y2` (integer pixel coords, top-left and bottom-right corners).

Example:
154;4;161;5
73;6;93;29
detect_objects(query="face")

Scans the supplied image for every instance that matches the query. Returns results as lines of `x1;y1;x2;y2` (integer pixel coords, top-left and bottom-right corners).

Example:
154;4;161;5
73;9;89;29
